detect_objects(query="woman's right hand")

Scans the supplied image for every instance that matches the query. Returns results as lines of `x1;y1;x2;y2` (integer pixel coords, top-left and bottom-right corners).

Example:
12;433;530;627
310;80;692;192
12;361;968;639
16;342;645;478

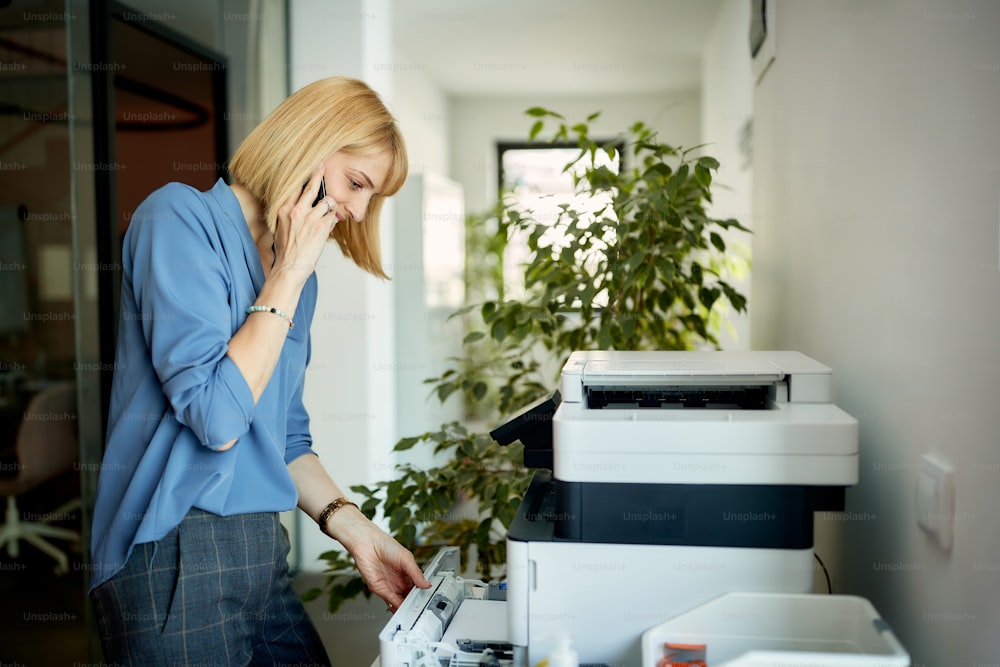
271;167;339;286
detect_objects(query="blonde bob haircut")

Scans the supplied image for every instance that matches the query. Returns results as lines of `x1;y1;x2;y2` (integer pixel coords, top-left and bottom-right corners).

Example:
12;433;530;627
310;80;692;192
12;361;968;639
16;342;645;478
228;77;407;279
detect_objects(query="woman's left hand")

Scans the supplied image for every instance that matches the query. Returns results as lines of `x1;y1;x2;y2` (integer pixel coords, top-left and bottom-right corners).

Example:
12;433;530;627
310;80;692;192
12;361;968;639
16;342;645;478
331;507;431;611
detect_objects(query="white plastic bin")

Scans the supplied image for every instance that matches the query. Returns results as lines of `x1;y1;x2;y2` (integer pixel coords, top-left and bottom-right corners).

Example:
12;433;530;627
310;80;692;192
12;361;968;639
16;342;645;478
642;592;909;667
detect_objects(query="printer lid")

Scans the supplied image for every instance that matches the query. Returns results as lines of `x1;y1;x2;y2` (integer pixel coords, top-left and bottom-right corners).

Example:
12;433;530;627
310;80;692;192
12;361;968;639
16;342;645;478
560;351;834;404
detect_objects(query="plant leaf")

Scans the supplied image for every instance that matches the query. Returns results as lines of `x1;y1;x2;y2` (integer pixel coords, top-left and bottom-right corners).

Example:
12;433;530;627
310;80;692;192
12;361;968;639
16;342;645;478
690;262;703;285
389;506;411;532
473;382;488;401
529;119;544;141
400;523;416;547
710;232;725;252
695;163;712;187
446;303;478;320
394;436;421;451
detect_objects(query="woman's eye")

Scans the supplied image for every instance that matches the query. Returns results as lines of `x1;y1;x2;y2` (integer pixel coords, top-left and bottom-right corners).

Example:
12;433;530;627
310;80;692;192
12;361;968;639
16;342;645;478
349;180;361;191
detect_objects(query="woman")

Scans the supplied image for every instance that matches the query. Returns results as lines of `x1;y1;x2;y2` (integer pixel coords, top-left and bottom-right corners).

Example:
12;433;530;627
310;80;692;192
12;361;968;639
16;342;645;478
89;77;430;666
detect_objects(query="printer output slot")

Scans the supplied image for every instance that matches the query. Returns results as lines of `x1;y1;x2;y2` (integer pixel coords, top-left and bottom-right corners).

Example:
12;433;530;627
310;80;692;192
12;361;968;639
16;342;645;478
585;384;770;409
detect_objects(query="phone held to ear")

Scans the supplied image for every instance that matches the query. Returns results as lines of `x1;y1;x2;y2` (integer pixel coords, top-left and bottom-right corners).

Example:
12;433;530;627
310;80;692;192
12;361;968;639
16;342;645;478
312;177;327;207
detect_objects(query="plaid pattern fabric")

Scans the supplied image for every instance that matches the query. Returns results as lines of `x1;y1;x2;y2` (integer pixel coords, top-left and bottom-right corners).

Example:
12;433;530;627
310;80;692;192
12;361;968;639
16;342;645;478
91;509;330;666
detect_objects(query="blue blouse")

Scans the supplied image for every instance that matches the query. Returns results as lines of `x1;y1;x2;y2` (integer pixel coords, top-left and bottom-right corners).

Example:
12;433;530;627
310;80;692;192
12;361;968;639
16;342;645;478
89;178;317;590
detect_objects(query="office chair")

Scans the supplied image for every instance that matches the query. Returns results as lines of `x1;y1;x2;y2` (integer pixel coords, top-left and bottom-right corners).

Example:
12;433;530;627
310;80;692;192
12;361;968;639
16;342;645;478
0;381;80;574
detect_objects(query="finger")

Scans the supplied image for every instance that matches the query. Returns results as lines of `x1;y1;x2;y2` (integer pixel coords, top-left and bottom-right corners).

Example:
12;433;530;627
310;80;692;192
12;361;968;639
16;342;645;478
401;555;431;588
382;588;405;610
366;578;403;610
316;196;335;217
379;566;414;601
298;167;325;209
385;596;403;614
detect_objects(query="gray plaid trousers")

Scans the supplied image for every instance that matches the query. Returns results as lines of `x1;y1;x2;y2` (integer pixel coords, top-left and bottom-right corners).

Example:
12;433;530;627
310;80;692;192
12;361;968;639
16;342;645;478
91;509;330;666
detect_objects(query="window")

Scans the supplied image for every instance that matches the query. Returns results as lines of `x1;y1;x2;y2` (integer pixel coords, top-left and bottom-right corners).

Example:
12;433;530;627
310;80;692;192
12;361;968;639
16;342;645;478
497;142;622;301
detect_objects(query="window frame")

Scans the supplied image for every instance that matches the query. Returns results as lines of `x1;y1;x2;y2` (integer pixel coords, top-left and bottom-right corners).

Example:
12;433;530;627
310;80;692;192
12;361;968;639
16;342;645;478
496;139;626;199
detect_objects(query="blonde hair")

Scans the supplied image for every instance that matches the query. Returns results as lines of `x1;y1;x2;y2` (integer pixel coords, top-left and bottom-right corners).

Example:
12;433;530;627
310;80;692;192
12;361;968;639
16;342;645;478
228;77;407;279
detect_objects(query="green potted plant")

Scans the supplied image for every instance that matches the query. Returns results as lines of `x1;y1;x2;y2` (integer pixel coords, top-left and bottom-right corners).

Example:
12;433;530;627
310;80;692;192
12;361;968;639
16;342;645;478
303;107;750;613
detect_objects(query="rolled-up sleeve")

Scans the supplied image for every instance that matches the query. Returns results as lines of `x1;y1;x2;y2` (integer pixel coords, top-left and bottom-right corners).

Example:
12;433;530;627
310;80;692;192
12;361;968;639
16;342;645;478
126;185;256;449
284;275;316;465
284;375;314;465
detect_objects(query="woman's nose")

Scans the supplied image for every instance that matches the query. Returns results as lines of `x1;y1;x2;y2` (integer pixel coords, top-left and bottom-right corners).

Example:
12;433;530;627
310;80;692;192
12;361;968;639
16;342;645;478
349;193;372;223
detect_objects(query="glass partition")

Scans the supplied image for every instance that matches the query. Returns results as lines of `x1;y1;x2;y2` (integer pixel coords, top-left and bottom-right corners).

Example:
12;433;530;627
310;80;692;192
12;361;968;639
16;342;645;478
0;1;229;661
0;1;88;662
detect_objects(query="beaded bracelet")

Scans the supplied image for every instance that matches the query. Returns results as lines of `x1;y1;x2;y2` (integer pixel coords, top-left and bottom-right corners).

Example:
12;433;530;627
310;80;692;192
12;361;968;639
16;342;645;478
246;305;295;329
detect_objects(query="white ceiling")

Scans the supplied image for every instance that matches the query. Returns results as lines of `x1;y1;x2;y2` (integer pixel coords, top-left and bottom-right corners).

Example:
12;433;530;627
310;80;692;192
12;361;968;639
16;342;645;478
391;0;723;97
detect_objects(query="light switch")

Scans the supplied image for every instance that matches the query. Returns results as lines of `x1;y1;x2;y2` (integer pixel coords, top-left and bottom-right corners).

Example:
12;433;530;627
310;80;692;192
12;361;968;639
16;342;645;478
916;454;955;550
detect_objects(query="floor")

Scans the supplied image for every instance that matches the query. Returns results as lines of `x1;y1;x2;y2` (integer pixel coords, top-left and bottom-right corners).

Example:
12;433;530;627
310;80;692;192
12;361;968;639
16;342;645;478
0;472;90;667
296;572;390;667
0;553;89;666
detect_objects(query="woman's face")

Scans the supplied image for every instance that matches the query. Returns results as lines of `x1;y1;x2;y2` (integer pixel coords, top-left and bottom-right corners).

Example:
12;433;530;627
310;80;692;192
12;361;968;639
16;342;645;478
320;150;392;224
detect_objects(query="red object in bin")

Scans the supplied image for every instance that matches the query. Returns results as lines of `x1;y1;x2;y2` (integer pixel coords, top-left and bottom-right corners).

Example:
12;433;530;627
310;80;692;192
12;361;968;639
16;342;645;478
659;641;707;667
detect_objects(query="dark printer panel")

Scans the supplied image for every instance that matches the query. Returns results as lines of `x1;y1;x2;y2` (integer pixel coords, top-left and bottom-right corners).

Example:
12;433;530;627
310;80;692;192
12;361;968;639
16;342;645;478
489;390;560;470
585;384;770;409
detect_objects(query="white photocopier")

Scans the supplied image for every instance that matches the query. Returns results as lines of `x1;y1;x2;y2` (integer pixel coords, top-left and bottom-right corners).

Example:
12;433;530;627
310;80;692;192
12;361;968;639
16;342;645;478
379;351;860;667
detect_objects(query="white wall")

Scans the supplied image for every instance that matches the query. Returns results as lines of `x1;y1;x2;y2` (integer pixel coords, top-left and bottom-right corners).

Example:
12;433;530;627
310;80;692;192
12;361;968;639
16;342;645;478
287;0;462;570
391;51;451;177
288;0;400;570
389;58;462;465
751;1;1000;663
700;0;753;350
450;92;702;217
391;173;465;448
